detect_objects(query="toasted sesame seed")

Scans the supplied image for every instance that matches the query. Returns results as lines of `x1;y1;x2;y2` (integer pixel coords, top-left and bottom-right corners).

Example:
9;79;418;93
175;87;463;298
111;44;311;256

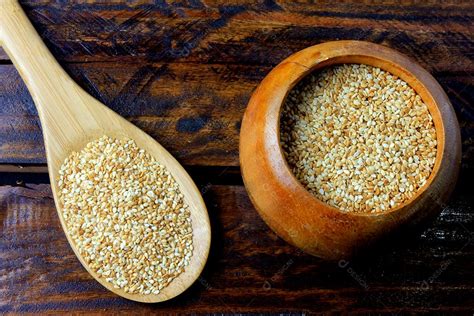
280;64;437;213
58;136;193;295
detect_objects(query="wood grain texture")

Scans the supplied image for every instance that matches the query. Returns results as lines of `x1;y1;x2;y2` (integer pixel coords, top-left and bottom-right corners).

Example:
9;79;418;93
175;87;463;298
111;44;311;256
0;178;473;313
0;0;472;312
0;1;472;168
0;1;472;68
0;62;255;166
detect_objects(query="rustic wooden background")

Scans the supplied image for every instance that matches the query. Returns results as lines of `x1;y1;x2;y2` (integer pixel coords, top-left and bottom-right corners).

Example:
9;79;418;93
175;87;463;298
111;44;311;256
0;1;473;313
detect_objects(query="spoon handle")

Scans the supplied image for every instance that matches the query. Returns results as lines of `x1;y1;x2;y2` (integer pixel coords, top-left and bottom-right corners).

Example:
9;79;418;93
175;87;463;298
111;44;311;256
0;0;75;116
0;0;100;162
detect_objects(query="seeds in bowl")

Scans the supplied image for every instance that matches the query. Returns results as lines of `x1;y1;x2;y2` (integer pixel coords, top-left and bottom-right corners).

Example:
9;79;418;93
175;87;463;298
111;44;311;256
280;64;437;213
58;136;193;295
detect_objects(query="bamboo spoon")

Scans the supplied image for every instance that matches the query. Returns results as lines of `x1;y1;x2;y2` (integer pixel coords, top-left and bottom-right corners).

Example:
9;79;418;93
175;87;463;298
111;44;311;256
240;41;461;260
0;0;211;303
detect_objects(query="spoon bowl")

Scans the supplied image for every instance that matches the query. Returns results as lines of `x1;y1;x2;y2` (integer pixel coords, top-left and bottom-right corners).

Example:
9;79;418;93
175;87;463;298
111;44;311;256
240;41;461;260
0;0;211;302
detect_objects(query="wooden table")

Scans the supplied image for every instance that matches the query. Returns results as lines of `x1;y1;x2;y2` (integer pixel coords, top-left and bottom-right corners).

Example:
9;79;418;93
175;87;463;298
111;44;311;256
1;1;473;313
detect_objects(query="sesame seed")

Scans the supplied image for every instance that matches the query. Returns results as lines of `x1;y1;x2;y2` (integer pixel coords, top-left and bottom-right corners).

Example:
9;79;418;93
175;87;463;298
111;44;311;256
58;136;193;295
280;64;437;213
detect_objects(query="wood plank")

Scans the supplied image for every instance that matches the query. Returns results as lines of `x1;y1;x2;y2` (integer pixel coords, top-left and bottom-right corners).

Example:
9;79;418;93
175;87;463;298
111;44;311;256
0;2;468;71
0;164;47;173
0;174;473;313
0;62;473;167
1;2;473;75
0;61;266;166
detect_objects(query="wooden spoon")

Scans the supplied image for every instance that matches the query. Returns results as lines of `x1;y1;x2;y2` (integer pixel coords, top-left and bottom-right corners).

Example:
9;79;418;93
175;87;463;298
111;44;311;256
0;0;211;302
240;41;461;260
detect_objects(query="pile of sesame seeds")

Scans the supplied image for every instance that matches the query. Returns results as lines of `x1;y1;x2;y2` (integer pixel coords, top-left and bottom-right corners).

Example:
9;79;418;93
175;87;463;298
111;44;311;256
58;136;193;295
280;64;437;213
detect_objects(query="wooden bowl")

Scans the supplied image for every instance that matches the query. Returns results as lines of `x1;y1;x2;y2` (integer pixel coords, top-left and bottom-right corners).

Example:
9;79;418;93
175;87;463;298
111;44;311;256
239;40;461;260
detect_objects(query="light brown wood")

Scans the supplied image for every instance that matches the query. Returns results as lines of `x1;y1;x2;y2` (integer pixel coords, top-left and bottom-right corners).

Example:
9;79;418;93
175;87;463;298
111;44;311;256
0;0;211;302
240;40;461;260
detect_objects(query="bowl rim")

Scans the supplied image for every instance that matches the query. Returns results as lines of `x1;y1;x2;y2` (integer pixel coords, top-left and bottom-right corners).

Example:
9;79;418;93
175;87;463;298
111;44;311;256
257;40;449;217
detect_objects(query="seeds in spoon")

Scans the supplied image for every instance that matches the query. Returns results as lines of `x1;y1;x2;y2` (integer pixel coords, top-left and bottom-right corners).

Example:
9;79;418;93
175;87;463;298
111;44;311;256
280;64;437;213
58;136;193;295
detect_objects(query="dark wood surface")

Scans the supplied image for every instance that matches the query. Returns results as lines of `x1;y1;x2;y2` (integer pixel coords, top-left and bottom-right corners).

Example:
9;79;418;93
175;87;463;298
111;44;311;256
0;1;473;313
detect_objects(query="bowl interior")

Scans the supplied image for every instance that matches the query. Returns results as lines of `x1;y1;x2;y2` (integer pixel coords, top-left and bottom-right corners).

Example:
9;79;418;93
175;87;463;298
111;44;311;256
276;55;445;216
